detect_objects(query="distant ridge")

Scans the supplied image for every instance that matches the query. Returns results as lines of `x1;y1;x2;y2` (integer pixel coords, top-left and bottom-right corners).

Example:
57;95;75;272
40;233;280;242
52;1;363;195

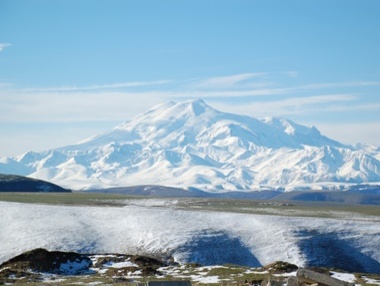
88;185;282;200
0;99;379;192
87;184;380;205
0;174;69;192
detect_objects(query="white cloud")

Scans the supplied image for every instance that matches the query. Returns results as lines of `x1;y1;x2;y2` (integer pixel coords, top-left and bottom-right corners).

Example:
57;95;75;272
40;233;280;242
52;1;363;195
318;102;380;113
186;76;380;99
22;80;171;92
210;94;358;117
0;43;11;52
299;81;380;90
0;89;167;122
176;87;291;98
0;83;372;124
192;73;268;89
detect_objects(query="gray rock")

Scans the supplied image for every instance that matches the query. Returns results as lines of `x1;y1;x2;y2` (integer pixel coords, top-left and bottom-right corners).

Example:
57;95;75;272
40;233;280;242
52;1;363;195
297;268;355;286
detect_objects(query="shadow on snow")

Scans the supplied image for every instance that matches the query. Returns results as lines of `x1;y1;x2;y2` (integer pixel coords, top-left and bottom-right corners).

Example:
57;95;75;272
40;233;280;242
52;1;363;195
297;230;380;274
176;231;261;267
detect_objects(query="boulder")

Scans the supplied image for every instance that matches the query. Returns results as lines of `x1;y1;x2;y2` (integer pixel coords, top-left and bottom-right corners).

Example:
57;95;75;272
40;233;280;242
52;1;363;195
296;268;355;286
264;261;299;274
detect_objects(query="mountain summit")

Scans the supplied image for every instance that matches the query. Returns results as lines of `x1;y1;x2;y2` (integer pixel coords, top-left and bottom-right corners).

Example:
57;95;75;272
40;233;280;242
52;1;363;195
1;99;380;191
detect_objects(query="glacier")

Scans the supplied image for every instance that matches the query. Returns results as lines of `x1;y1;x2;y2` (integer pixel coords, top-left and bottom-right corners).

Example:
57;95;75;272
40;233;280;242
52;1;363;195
1;99;380;191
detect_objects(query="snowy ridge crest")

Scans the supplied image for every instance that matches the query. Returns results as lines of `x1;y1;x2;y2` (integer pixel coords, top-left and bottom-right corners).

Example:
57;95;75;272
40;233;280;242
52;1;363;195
1;99;380;191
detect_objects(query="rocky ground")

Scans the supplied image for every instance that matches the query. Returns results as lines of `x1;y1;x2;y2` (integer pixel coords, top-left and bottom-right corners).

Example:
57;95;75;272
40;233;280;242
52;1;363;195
0;249;379;285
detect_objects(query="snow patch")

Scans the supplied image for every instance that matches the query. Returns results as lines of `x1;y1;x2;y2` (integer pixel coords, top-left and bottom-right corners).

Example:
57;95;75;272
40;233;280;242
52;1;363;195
330;272;357;283
0;201;379;273
59;259;91;274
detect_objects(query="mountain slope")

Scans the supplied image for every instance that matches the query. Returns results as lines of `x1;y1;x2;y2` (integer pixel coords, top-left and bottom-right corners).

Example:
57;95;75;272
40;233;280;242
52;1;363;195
1;99;379;191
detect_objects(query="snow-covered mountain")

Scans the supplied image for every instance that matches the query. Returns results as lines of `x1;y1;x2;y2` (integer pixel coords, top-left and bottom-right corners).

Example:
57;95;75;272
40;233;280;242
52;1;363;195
1;99;380;191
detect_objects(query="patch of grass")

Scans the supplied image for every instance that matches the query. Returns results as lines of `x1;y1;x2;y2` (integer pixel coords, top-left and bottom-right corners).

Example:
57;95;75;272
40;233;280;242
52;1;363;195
206;266;243;277
1;193;379;219
0;192;140;206
238;272;269;281
355;273;380;286
177;198;380;219
1;273;124;285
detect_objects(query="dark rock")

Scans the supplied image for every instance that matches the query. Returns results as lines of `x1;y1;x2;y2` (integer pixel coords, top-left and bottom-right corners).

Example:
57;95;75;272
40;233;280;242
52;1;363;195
264;261;299;274
130;255;166;269
0;248;92;275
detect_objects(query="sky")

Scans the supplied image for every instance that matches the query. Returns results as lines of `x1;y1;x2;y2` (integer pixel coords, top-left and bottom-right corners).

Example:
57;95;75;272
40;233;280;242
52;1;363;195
0;0;379;157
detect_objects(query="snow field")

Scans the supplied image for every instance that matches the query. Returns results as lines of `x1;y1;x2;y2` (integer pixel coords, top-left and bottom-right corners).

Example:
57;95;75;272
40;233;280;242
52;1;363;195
1;200;379;273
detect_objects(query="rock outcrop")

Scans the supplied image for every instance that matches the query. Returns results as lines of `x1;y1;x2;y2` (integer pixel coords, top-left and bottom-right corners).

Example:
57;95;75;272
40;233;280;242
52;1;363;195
286;268;355;286
0;248;92;275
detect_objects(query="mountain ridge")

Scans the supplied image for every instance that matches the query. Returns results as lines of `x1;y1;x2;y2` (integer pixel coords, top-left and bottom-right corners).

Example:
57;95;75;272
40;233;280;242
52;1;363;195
1;99;379;191
0;174;70;192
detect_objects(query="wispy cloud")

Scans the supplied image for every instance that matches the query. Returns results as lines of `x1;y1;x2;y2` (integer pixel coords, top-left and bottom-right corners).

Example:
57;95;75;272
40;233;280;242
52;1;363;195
21;80;171;92
1;75;378;124
173;87;291;98
186;74;380;99
0;89;168;122
0;43;11;52
192;73;268;89
211;94;359;117
299;81;380;90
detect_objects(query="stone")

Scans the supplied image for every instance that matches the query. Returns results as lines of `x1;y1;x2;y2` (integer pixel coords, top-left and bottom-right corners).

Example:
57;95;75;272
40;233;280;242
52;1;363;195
297;268;355;286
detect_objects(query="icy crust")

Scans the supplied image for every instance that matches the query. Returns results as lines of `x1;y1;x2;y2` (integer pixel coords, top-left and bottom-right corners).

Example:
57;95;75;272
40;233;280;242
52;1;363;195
1;99;380;191
1;201;379;274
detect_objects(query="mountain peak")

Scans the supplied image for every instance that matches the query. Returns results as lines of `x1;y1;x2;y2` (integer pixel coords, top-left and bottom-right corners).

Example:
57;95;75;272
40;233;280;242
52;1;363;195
174;98;211;116
188;98;208;112
130;99;213;122
187;98;207;105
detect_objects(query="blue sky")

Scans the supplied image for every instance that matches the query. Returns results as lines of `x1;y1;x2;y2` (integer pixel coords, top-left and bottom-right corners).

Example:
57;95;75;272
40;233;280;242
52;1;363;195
0;0;379;156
